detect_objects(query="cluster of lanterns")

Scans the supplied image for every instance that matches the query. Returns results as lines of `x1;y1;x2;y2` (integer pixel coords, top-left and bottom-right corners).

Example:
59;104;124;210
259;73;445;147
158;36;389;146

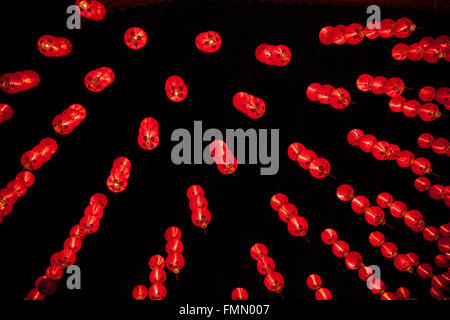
270;193;309;240
0;104;13;124
124;27;148;50
21;138;58;171
417;133;450;156
52;104;86;135
209;140;238;175
186;185;211;231
356;74;406;97
319;18;415;46
321;228;398;300
388;97;442;122
414;177;450;207
37;35;72;57
165;75;188;102
138;117;159;150
336;184;390;227
76;0;106;21
287;142;331;179
25;193;108;300
84;67;115;93
106;157;131;193
195;31;222;53
232;92;266;119
231;287;249;300
0;70;40;94
250;243;285;297
306;274;332;300
255;44;292;67
418;86;450;109
133;252;168;301
306;83;351;109
164;226;186;277
347;129;435;175
0;171;35;222
391;35;449;63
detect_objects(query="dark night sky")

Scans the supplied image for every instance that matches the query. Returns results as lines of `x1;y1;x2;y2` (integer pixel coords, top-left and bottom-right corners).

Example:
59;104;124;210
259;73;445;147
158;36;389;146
0;0;448;303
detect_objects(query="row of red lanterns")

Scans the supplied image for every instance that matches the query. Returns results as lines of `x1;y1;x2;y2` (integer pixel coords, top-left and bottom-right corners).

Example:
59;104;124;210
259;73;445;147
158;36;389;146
306;83;352;109
52;104;86;135
414;177;450;207
356;74;406;97
336;184;391;227
164;226;186;277
270;193;309;240
255;44;292;67
209;140;238;175
391;35;449;63
347;129;435;175
418;86;450;106
106;157;131;193
321;228;397;299
319;18;416;46
0;70;40;94
287;142;331;179
37;35;72;57
187;185;212;231
138;117;160;150
306;274;332;300
21;138;58;171
0;171;35;222
25;193;108;300
0;104;13;124
388;97;443;122
417;133;450;156
250;243;285;297
132;254;167;300
232;92;266;119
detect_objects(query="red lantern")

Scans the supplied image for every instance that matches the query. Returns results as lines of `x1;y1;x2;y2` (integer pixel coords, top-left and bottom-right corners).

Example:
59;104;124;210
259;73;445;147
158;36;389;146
351;196;370;214
414;176;431;191
384;77;405;97
435;254;449;268
356;74;373;92
306;274;322;290
250;243;268;260
191;207;212;230
389;96;406;113
317;84;335;104
166;252;185;274
132;285;148;300
376;192;393;208
1;70;40;94
306;83;323;101
396;287;410;300
424;43;445;63
37;35;72;57
418;103;441;121
392;43;408;61
278;203;298;222
402;100;420;118
423;226;440;241
345;251;363;270
329;25;346;45
165;226;182;242
332;240;350;258
255;44;275;65
257;256;276;275
429;185;445;200
358;134;377;153
369;231;385;247
380;242;398;258
138;117;159;150
319;26;334;45
124;27;148;50
321;228;338;245
419;86;436;102
372;141;391;161
297;150;317;169
7;179;27;198
287;142;305;161
186;185;204;200
436;87;450;105
406;252;420;266
417;133;434;148
364;24;378;39
369;278;385;295
165;239;184;255
76;0;106;21
231;288;248;300
270;45;292;67
0;103;13;124
411;157;432;175
21;150;44;171
233;92;266;119
148;283;167;300
264;271;284;293
329;88;351;109
365;206;385;226
395;150;414;168
287;216;308;237
63;237;82;252
406;43;424;61
437;238;450;253
195;31;222;53
432;138;449;154
308;157;331;179
149;268;167;284
380;292;397;300
149;255;165;270
189;194;208;210
90;193;108;208
378;19;395;38
336;184;354;201
343;23;365;45
393;18;415;38
46;264;64;280
315;288;332;300
404;210;425;230
440;223;450;237
347;129;365;146
106;171;128;193
84;67;115;92
394;254;414;272
358;266;374;281
270;193;289;211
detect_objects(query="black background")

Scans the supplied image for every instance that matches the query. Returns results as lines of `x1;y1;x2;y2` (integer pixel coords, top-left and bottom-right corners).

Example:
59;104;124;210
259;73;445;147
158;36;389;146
0;0;448;303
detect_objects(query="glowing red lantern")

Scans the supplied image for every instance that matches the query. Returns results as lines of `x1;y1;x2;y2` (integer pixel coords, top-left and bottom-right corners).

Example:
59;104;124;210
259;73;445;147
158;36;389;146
1;70;40;94
165;75;187;102
396;287;410;300
329;88;351;109
417;133;434;148
132;285;148;300
37;35;72;57
63;237;82;252
84;67;115;92
166;252;185;275
419;86;436;102
365;206;386;226
343;23;365;45
148;283;167;300
376;192;393;208
138;117;159;150
165;239;184;255
394;254;414;272
76;0;106;21
187;185;204;200
423;226;440;241
371;141;391;161
381;292;397;300
319;26;334;45
297;150;317;169
315;288;332;300
309;157;330;179
380;242;398;258
411;157;432;175
250;243;268;260
21;150;44;171
332;240;350;258
270;45;292;67
336;184;354;201
0;103;13;124
124;27;148;50
406;43;424;61
195;31;222;53
351;196;370;214
384;77;405;97
256;256;276;275
278;203;297;222
149;268;167;284
395;150;414;168
321;228;338;245
287;142;305;161
306;83;323;101
378;19;395;38
432;138;449;154
191;207;212;230
404;210;425;230
393;18;415;38
391;43;408;61
329;25;346;45
231;288;248;300
287;216;308;237
356;74;373;92
364;24;378;39
369;231;385;247
418;103;441;121
149;255;165;270
306;274;322;290
436;87;450;105
164;226;182;242
345;251;363;270
270;193;289;211
264;271;284;294
317;84;334;104
347;129;365;146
